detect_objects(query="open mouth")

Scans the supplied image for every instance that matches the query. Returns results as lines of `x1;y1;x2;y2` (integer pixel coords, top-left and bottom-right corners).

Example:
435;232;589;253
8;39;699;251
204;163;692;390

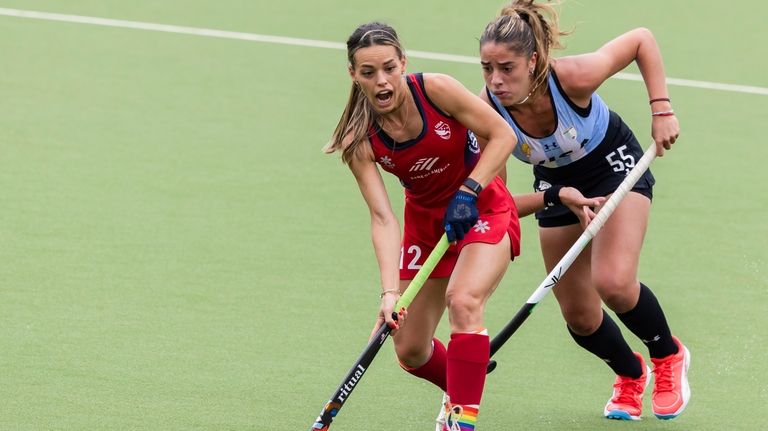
375;90;394;106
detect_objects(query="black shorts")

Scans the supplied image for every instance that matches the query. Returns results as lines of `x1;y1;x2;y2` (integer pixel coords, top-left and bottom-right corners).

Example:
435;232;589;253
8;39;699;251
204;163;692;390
533;111;655;227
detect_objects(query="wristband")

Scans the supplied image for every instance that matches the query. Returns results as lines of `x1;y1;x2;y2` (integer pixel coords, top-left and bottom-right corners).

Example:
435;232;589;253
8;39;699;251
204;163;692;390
543;185;563;208
649;97;671;105
462;177;483;195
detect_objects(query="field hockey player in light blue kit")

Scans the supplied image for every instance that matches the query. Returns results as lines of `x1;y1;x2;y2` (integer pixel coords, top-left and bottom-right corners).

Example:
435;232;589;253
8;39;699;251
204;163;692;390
476;0;690;421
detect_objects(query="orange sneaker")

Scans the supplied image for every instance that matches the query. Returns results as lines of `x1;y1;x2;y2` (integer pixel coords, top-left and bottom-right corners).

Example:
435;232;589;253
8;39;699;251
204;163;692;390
651;336;691;420
604;353;650;420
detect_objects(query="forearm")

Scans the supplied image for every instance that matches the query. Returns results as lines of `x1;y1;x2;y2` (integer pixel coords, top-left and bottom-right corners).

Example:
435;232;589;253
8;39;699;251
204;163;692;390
370;217;401;293
513;192;545;217
635;28;670;104
467;137;515;188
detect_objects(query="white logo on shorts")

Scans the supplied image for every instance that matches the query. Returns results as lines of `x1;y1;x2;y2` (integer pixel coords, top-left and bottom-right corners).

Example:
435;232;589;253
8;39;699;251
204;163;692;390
473;220;490;233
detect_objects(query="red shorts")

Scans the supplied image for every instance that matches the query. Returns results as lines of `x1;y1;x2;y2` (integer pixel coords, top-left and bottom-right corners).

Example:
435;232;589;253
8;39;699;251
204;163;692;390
400;176;521;279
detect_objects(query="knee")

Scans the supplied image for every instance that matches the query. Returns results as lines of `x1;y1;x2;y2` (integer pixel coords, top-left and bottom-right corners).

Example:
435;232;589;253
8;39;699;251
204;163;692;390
394;341;431;369
561;307;602;335
445;290;483;331
592;272;637;311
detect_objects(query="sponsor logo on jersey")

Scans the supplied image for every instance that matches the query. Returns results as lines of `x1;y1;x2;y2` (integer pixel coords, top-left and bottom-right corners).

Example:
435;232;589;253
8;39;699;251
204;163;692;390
409;157;441;172
379;156;395;169
537;180;552;192
409;163;451;180
542;141;558;152
434;121;451;140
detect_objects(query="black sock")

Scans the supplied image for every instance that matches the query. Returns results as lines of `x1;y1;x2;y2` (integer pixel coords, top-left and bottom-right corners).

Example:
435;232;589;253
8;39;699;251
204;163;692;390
568;310;643;378
616;283;678;359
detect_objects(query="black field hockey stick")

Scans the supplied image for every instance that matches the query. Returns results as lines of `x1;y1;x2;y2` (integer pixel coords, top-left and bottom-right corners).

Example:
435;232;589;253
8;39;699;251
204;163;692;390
487;143;658;373
310;235;450;430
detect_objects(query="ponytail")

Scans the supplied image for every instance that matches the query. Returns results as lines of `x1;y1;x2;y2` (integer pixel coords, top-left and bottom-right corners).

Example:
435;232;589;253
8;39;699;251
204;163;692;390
324;82;376;164
481;0;569;101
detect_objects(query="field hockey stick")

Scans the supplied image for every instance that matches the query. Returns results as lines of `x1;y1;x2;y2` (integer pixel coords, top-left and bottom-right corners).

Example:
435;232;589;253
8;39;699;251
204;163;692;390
487;143;658;373
310;235;450;430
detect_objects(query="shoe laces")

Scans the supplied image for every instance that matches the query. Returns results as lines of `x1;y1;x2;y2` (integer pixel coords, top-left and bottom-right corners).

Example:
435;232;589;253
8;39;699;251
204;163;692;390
612;375;644;405
653;356;676;392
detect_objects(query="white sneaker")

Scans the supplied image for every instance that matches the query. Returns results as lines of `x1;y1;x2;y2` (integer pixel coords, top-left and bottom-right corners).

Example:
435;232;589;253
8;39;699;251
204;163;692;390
435;393;448;431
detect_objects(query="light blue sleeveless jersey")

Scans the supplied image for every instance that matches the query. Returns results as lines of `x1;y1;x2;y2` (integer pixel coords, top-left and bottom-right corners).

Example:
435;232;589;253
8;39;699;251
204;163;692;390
488;72;610;167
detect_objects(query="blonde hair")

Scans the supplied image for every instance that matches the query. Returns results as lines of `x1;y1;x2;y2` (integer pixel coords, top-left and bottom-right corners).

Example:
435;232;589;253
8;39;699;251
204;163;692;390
480;0;569;101
324;22;405;164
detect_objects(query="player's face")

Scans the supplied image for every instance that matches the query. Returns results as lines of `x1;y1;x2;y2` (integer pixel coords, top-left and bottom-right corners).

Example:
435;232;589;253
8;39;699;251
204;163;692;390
480;42;536;105
350;45;406;114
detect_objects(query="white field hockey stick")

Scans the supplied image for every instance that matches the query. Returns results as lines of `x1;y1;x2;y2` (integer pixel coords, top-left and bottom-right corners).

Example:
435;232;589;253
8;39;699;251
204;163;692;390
487;143;658;373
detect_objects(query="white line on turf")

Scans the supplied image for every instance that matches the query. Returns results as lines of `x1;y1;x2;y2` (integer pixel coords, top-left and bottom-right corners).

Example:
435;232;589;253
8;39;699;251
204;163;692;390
1;7;767;97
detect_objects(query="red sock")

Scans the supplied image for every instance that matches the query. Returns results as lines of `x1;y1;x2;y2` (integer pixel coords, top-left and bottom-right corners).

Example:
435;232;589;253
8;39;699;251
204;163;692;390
447;331;489;405
400;338;447;391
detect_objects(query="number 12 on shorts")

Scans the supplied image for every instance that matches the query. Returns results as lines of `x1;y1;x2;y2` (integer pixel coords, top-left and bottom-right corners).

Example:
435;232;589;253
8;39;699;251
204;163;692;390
400;245;423;270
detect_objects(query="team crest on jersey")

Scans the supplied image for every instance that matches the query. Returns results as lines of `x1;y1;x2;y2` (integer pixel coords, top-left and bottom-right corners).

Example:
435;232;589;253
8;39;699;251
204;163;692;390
562;126;577;141
434;121;451;140
379;156;395;169
521;142;532;159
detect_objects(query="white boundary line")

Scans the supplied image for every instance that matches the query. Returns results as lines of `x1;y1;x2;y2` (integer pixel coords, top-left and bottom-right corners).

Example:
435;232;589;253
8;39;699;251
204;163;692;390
2;7;767;97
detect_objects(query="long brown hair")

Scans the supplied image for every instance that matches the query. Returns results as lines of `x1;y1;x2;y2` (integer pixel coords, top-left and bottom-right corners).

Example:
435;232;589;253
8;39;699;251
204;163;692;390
324;22;405;164
480;0;569;102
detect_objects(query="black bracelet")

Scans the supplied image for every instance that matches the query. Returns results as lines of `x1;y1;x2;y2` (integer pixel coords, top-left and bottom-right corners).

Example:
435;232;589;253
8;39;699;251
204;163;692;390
543;185;563;208
463;177;483;195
